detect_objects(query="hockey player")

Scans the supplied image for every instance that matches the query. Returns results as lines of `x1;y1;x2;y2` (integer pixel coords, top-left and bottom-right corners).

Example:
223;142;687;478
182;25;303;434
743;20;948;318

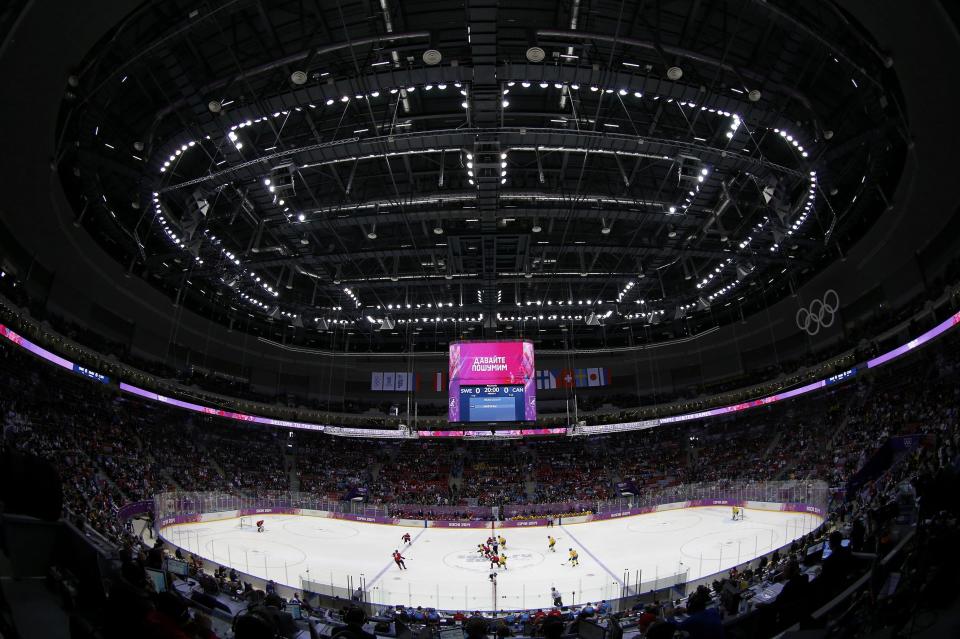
548;536;557;552
551;587;563;607
498;535;506;549
392;550;407;570
498;554;507;570
402;532;412;544
256;519;265;533
568;549;579;567
489;552;499;570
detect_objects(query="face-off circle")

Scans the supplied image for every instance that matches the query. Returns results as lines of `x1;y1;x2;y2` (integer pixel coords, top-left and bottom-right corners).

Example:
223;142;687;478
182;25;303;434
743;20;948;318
627;512;703;534
679;527;780;562
443;547;545;572
200;535;308;569
280;518;360;540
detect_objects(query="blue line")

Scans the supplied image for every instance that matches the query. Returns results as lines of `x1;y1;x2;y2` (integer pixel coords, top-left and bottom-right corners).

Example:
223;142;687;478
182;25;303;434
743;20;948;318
560;524;624;587
367;528;427;588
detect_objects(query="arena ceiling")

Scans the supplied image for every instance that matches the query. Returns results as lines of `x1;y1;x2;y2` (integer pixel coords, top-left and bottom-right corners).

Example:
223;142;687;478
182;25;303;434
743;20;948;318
56;0;906;351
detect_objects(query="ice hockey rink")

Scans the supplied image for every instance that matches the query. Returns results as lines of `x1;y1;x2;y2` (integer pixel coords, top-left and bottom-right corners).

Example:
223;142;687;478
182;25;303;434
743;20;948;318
161;506;821;611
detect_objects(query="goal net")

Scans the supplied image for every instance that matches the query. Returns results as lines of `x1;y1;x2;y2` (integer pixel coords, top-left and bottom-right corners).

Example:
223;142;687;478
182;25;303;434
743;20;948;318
239;517;253;529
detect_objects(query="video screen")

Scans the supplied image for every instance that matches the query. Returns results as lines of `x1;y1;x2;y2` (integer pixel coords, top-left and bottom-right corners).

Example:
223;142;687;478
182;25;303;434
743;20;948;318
165;558;190;577
146;568;166;593
448;341;535;422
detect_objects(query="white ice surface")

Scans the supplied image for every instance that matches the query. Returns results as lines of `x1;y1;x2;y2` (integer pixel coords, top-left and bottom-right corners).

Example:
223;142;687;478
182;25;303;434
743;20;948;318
163;506;821;612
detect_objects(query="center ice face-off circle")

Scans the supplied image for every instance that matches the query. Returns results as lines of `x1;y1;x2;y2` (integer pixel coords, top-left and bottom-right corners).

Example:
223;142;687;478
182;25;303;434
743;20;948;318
443;547;545;572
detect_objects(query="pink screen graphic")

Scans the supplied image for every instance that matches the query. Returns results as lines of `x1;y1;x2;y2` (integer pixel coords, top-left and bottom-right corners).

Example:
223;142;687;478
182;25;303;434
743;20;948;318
448;341;536;421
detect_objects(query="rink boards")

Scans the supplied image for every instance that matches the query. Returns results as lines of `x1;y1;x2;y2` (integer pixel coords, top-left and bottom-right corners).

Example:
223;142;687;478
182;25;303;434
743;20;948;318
159;501;823;612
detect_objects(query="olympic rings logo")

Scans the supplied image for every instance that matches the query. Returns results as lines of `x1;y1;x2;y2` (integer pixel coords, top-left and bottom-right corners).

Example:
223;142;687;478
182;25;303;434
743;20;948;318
796;289;839;336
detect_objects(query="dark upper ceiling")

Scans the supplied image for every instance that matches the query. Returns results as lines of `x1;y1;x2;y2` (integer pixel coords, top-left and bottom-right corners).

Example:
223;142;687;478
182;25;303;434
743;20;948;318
54;0;906;352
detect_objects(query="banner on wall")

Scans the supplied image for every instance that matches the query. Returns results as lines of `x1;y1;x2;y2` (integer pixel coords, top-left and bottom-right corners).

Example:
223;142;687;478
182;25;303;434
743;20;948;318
373;368;610;392
615;480;639;496
536;368;611;389
371;372;420;392
344;486;368;501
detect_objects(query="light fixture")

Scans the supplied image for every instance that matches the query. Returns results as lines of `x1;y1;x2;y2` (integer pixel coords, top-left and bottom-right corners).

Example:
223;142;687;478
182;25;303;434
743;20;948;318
666;66;683;81
367;225;378;240
433;223;444;235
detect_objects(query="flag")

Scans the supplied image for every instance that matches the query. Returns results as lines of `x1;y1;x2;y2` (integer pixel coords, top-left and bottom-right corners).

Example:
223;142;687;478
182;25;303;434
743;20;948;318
574;368;588;387
535;369;556;390
434;372;444;392
383;372;395;391
371;372;383;391
587;368;606;387
396;372;408;391
557;369;575;389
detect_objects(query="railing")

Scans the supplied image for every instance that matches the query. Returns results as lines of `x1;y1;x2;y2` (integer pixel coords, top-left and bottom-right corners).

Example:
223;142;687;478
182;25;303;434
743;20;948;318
504;480;830;519
153;491;393;520
153;480;829;523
